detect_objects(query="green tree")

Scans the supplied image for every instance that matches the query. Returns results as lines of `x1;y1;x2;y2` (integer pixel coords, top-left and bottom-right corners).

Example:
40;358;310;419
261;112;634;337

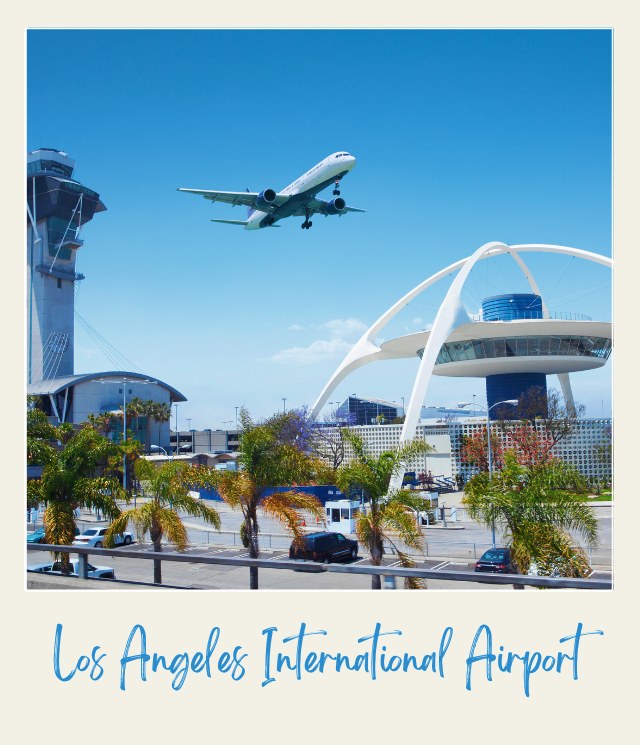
27;412;125;572
462;451;598;579
187;409;325;590
105;458;221;584
148;401;172;452
335;431;434;589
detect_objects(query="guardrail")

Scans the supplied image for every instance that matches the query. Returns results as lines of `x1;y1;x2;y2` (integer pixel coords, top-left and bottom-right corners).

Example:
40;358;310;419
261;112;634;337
27;543;612;590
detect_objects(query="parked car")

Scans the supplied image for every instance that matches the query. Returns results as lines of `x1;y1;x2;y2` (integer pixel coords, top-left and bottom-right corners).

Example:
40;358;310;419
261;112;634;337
26;526;79;544
73;526;133;548
28;560;116;579
289;531;358;563
474;547;516;574
26;527;46;544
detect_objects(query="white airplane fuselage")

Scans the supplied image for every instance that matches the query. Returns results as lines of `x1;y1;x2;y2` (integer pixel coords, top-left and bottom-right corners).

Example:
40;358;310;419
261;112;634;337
245;152;356;229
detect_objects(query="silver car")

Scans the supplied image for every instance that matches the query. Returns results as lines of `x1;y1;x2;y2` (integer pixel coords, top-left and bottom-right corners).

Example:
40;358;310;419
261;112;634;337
28;560;116;579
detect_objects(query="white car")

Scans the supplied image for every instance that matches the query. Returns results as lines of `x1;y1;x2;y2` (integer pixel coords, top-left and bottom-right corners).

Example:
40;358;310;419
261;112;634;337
28;560;116;579
72;526;133;548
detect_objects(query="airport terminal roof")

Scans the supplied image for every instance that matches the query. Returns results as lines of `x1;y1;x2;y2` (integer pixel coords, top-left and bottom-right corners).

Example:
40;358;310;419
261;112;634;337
27;371;187;402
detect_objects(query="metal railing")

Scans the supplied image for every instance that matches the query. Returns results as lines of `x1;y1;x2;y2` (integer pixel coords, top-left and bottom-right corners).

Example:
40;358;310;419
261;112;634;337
26;543;611;590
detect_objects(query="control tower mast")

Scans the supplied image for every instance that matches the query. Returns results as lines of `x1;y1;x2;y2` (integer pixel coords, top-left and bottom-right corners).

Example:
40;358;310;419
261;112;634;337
27;149;106;383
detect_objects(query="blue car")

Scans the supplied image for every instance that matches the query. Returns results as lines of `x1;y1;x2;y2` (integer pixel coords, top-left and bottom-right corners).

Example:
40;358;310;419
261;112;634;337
26;527;46;544
26;526;79;544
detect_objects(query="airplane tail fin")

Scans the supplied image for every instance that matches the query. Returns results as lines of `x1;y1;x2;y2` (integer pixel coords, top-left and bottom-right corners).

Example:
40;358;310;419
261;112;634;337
246;187;255;218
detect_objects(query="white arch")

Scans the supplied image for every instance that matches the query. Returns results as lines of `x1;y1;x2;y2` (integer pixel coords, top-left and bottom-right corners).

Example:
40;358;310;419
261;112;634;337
311;242;612;489
311;243;611;422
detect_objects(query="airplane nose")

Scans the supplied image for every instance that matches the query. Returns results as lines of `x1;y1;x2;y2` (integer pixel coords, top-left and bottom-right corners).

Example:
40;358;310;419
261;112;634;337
347;155;356;168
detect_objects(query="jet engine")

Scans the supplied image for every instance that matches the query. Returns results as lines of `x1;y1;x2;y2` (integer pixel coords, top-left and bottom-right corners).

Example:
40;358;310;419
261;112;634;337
255;188;277;211
325;197;346;215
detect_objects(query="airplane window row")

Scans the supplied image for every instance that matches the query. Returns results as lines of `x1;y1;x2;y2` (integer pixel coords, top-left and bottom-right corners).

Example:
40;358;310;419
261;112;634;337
335;153;351;158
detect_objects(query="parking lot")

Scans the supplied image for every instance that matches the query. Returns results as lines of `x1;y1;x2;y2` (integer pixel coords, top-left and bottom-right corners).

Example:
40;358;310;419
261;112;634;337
27;499;612;590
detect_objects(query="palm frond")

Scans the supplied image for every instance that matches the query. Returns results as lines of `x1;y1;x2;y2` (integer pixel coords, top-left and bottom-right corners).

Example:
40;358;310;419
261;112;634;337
44;502;76;547
155;509;189;551
379;501;425;552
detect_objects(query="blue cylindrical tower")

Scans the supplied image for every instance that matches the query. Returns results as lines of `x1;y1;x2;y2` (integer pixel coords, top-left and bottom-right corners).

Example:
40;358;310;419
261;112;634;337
482;293;547;418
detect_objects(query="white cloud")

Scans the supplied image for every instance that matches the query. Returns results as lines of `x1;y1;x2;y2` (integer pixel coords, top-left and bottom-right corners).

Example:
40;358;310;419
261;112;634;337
412;317;423;325
317;318;367;338
270;317;366;365
271;338;353;365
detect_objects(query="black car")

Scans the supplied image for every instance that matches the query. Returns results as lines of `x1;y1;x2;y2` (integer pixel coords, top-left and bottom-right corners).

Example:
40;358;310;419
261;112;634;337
474;547;516;574
289;532;358;563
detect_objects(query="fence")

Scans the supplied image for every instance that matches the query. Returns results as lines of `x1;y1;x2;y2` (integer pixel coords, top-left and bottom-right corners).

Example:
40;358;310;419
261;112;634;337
182;524;611;568
26;543;611;590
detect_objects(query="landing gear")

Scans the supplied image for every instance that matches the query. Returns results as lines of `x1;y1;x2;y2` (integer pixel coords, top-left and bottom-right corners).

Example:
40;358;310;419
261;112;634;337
301;208;313;229
333;178;341;196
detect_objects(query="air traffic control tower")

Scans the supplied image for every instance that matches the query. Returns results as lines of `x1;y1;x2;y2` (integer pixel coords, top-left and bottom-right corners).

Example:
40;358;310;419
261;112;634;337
27;149;106;383
26;150;186;439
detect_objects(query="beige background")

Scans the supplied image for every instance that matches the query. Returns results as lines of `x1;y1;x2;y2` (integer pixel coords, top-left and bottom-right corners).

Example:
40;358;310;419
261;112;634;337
4;3;634;742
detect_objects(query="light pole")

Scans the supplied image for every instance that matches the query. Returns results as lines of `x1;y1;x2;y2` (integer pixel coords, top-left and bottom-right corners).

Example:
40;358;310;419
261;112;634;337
485;400;519;478
235;406;239;429
459;398;518;548
150;444;168;456
174;403;179;455
282;398;287;413
99;377;156;507
223;421;233;451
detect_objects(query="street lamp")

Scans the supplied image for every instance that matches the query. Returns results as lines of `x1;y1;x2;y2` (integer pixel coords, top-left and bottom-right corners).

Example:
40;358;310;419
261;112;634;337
150;444;168;456
173;403;179;455
99;377;156;507
459;398;518;548
282;397;287;414
459;398;518;475
485;400;519;478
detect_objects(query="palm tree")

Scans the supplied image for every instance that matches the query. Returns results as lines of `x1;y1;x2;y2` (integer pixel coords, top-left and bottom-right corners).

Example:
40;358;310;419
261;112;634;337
105;458;221;584
27;411;125;572
335;431;434;589
187;409;325;589
462;451;598;578
149;402;172;452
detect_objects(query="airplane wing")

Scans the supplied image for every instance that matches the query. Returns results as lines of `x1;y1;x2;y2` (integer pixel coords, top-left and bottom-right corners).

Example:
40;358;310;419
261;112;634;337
177;188;289;209
210;219;281;227
292;197;367;216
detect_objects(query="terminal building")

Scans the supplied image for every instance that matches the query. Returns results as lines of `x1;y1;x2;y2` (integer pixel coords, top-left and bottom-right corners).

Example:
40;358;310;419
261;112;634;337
26;149;186;451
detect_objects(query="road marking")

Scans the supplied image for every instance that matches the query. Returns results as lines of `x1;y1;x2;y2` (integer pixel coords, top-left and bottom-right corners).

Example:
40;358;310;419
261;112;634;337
388;560;402;568
431;560;449;570
267;554;289;561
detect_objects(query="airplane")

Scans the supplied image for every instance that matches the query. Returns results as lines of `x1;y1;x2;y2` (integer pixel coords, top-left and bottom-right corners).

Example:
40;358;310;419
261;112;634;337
177;151;365;230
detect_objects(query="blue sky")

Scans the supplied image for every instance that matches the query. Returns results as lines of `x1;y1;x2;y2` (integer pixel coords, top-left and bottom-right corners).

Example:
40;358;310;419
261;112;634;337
27;29;612;428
